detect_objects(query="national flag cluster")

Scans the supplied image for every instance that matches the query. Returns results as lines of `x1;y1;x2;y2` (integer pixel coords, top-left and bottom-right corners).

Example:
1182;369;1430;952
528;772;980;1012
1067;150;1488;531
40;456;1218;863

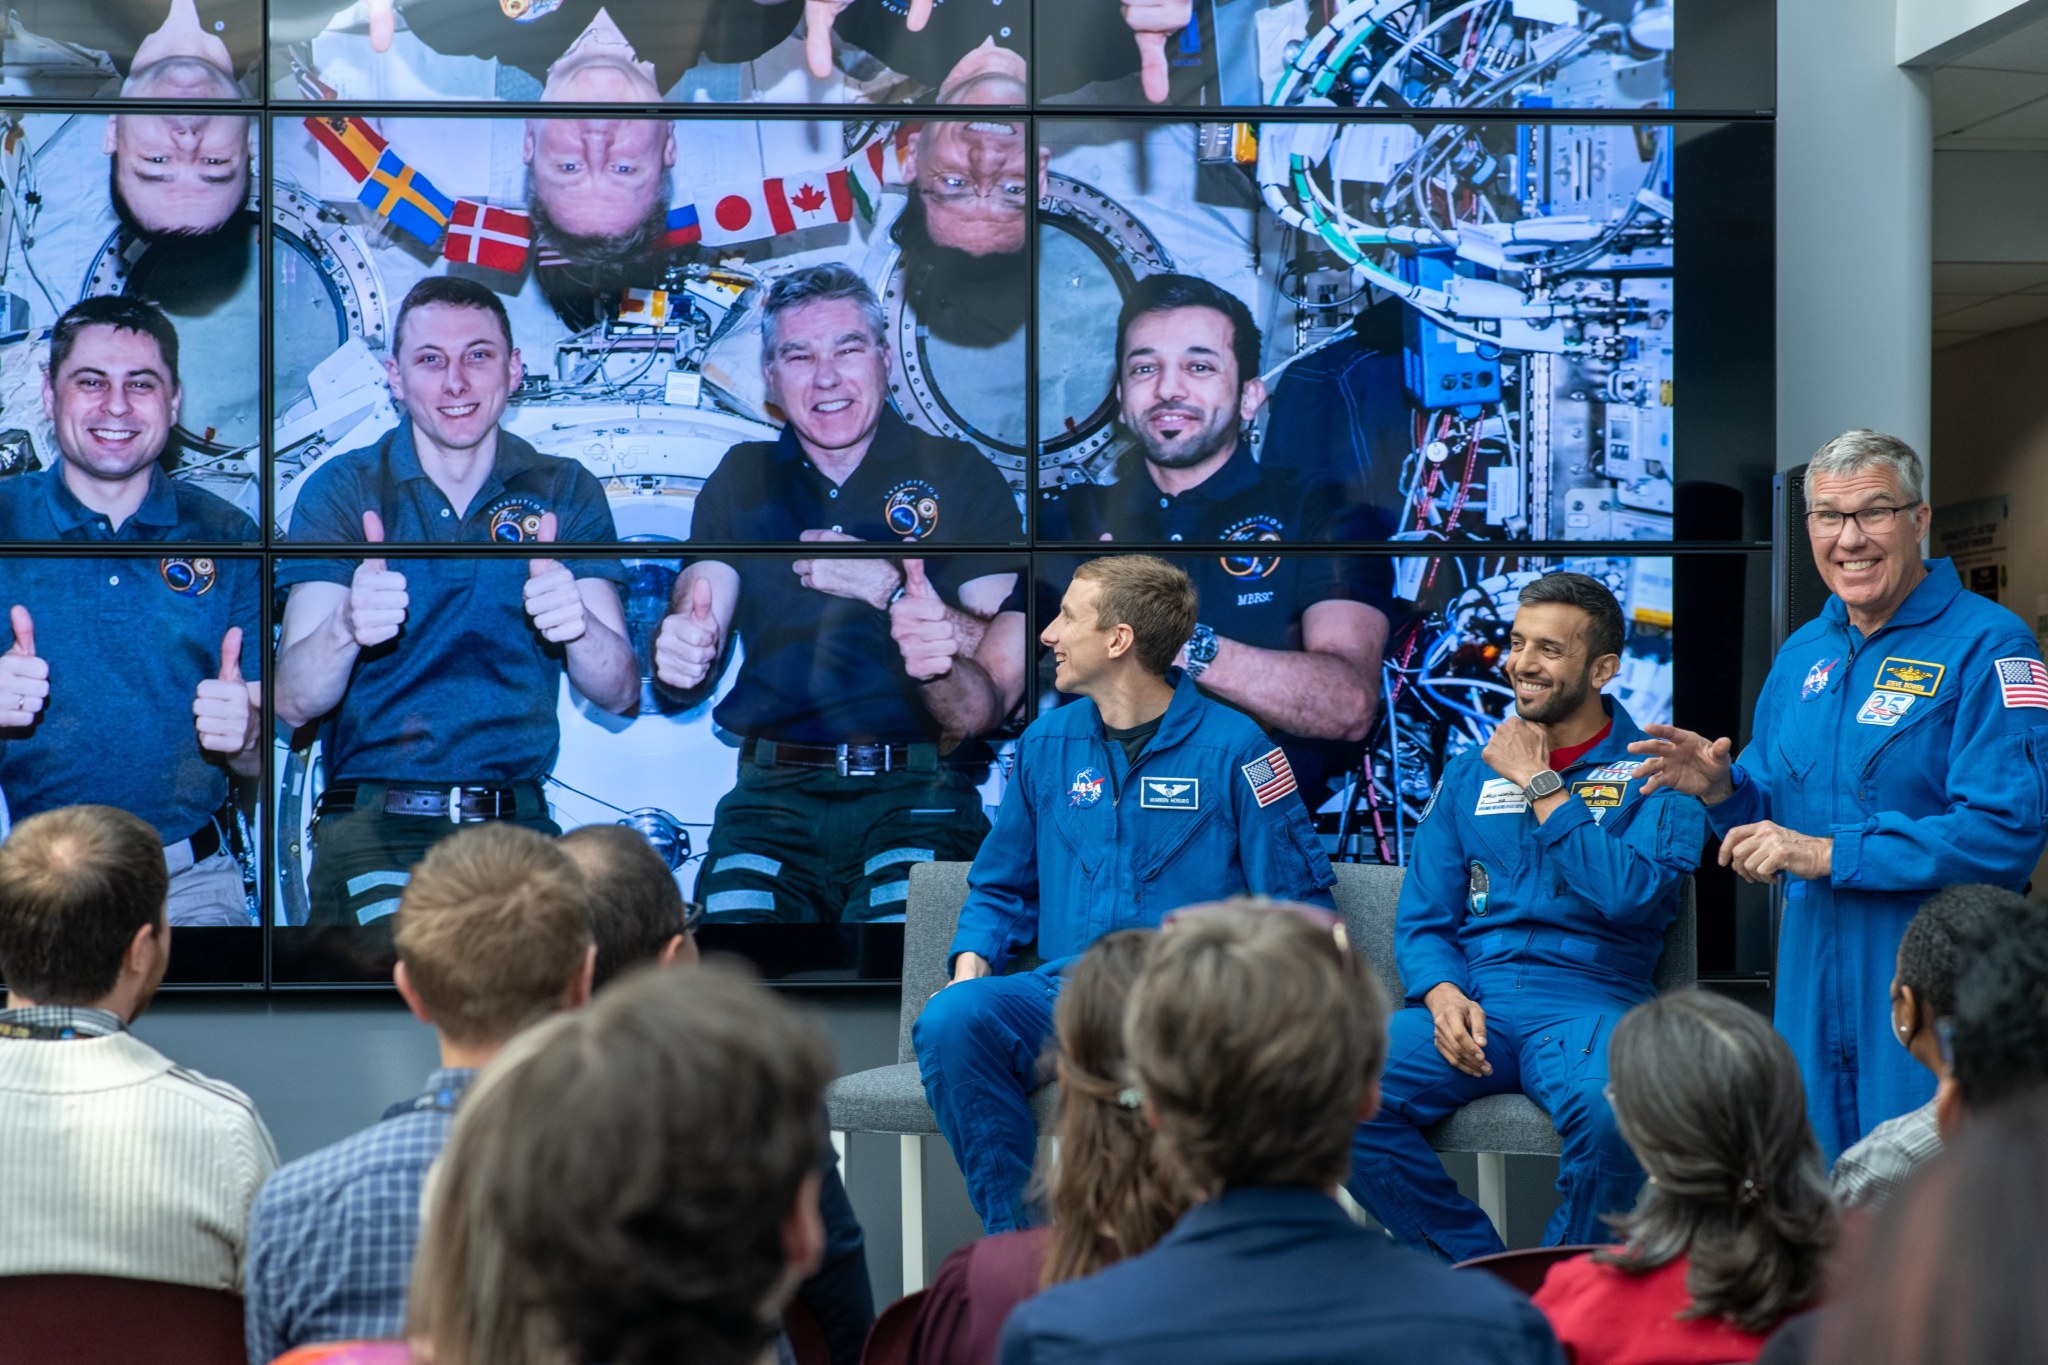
302;116;534;269
301;118;918;276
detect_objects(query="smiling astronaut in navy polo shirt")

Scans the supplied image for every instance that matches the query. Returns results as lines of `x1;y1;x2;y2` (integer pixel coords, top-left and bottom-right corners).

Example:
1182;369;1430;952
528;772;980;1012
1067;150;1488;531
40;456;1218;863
274;275;638;928
0;296;261;926
653;263;1025;926
1040;272;1393;808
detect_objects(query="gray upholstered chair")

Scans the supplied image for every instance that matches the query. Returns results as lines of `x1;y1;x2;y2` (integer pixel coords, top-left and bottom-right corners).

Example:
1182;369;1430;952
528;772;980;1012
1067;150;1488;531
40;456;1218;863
824;860;1696;1288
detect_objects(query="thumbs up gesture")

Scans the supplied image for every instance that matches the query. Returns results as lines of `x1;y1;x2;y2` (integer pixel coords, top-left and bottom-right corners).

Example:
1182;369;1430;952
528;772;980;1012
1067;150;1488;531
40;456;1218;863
523;512;589;644
344;510;409;647
1120;0;1191;102
194;626;254;754
889;559;959;681
0;605;49;728
655;574;724;690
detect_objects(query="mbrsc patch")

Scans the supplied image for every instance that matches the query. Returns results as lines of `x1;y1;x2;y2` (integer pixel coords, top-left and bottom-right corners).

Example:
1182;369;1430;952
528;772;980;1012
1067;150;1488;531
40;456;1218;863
1474;778;1529;816
1139;777;1199;810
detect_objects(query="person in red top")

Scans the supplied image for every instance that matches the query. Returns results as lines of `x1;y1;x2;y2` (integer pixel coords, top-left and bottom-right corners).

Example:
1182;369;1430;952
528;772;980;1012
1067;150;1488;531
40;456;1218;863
909;930;1196;1365
1533;990;1836;1365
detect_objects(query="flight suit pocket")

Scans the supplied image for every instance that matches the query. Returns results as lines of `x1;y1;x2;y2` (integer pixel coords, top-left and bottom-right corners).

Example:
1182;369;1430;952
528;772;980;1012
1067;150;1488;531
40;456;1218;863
1052;809;1101;877
1139;804;1221;882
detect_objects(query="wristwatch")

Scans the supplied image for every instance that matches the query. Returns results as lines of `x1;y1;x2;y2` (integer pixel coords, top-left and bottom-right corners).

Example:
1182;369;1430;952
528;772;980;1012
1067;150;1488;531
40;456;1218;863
1522;769;1564;803
1183;622;1219;681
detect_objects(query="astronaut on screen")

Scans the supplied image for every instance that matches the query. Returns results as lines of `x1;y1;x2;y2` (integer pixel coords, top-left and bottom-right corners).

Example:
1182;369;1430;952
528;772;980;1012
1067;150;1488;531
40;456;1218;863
1;0;257;99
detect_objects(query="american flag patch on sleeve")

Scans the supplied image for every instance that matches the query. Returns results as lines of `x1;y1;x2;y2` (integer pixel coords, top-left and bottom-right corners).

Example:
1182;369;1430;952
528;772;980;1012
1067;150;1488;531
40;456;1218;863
1241;747;1298;807
1995;657;2048;709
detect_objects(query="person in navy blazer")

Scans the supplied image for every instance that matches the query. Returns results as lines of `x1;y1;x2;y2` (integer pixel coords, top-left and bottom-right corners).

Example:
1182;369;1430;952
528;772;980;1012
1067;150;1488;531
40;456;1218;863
1000;901;1565;1365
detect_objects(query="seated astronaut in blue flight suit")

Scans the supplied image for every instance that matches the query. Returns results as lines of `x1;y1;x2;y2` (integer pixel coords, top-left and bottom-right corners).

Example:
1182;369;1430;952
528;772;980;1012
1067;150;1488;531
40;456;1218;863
1345;571;1706;1263
915;554;1337;1232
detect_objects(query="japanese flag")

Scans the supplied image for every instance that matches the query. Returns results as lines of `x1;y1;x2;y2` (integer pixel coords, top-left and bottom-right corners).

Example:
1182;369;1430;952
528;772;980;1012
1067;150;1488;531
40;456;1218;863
699;170;854;245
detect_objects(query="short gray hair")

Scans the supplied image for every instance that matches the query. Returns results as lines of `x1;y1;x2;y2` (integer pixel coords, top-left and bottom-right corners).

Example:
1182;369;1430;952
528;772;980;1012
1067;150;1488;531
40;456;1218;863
1804;429;1924;506
760;263;887;368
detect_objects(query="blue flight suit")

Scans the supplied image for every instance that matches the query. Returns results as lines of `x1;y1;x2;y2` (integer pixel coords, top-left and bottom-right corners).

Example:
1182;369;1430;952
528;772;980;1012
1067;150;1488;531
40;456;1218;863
1345;697;1705;1262
1000;1186;1564;1365
916;670;1336;1231
1711;559;2048;1160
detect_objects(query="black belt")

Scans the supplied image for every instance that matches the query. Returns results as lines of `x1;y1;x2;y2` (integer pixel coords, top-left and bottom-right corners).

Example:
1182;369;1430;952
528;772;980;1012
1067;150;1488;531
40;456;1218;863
749;740;924;775
316;782;537;823
171;819;223;863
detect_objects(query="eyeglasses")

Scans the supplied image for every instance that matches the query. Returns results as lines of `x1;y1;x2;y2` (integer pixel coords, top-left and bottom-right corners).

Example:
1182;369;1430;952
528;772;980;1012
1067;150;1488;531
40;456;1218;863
1161;899;1356;972
1804;503;1919;536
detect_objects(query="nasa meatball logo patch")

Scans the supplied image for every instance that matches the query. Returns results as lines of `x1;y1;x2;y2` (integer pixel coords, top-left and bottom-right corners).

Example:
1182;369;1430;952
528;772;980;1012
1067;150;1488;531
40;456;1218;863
486;498;549;543
1800;656;1841;700
1140;777;1199;810
158;557;217;597
1069;768;1106;809
883;481;941;541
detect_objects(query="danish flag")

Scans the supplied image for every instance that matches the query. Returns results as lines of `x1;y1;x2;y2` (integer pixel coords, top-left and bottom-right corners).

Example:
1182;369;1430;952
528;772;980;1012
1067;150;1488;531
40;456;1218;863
441;201;532;273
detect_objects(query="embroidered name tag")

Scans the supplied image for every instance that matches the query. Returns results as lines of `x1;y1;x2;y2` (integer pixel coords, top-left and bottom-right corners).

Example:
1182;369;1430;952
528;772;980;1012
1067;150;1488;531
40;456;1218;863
1140;778;1200;810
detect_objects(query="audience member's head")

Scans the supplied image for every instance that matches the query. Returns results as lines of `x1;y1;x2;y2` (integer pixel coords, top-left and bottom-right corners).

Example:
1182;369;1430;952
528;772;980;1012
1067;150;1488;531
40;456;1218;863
0;805;170;1019
104;111;252;239
1600;990;1833;1335
1040;930;1196;1286
409;962;832;1365
1128;900;1387;1196
1813;1087;2048;1365
1890;884;2019;1076
1943;894;2048;1128
391;824;594;1058
558;823;699;987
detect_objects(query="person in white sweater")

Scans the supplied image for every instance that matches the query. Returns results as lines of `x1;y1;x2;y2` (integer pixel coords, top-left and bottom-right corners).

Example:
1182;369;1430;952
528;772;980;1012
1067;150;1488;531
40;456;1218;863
0;803;277;1291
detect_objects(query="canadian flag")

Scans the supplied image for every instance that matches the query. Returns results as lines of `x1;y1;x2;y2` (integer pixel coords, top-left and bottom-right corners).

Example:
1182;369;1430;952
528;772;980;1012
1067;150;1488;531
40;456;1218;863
442;200;532;273
699;169;855;245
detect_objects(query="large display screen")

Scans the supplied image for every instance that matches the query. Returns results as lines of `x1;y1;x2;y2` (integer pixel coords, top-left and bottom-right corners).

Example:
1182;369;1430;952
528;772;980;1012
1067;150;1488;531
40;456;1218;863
0;0;1773;987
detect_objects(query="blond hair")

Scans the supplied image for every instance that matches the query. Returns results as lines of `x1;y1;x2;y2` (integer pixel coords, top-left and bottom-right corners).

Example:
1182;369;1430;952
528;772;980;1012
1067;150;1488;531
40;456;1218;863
1073;555;1198;676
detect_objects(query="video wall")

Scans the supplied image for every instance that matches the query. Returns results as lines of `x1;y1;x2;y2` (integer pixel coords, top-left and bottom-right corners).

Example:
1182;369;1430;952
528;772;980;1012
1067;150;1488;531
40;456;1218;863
0;0;1774;985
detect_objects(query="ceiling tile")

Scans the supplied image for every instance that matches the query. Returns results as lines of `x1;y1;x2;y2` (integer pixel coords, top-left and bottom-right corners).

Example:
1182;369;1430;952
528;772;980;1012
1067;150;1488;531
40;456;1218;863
1934;330;1985;350
1945;18;2048;74
1932;67;2048;135
1933;262;2048;294
1931;292;2048;332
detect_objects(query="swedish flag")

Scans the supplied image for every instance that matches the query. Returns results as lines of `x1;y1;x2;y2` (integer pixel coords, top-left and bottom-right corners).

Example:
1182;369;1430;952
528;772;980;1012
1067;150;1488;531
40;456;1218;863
358;149;455;246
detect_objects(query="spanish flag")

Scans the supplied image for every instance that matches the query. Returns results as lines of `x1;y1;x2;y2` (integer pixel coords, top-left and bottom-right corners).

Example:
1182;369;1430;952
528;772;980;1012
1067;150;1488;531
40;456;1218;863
304;115;388;184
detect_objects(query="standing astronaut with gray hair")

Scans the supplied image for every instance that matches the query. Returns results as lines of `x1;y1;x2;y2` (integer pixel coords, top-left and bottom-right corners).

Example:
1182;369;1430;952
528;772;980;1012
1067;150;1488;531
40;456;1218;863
1632;429;2048;1161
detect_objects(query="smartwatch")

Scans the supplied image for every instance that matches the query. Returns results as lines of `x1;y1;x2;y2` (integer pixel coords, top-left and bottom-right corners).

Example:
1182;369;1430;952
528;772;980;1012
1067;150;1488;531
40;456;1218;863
1183;622;1219;681
1522;769;1564;803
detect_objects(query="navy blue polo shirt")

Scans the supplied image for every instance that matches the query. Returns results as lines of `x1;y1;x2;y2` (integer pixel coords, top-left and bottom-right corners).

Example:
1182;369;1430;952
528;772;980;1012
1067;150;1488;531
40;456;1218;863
276;422;625;784
0;465;257;542
0;554;262;840
689;408;1021;743
1039;443;1393;800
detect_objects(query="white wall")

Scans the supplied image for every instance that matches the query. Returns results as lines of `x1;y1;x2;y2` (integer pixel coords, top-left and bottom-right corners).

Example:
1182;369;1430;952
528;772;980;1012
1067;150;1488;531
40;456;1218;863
1899;0;2048;64
1779;0;1934;471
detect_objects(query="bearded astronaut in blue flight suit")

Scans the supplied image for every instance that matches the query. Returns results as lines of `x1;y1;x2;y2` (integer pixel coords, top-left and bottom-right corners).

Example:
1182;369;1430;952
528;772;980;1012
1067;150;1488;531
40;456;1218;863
915;554;1338;1232
1634;431;2048;1161
1345;572;1706;1263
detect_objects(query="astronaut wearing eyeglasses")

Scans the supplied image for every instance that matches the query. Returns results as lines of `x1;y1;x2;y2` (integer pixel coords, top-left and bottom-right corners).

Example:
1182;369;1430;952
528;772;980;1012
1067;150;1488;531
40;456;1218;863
1631;429;2048;1163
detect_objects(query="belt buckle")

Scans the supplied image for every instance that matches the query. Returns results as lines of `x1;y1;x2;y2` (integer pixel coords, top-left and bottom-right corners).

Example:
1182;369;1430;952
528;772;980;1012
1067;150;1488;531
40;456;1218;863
449;786;465;825
837;745;882;778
